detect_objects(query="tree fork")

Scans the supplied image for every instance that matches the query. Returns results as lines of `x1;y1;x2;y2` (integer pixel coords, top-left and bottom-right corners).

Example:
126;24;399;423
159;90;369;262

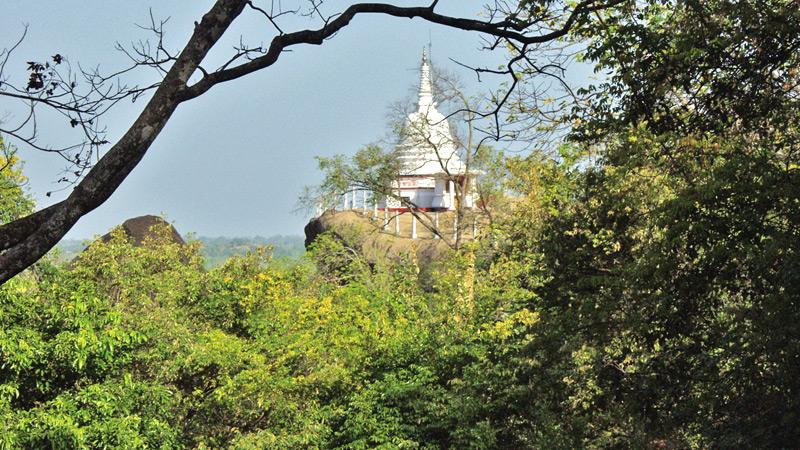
0;0;248;282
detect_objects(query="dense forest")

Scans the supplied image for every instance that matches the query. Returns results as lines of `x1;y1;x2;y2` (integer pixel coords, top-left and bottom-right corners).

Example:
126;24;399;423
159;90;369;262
2;0;800;448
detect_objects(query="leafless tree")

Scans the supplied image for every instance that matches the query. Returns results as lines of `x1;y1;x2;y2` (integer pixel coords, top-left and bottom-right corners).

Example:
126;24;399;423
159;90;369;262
394;66;484;249
0;0;625;283
304;61;520;249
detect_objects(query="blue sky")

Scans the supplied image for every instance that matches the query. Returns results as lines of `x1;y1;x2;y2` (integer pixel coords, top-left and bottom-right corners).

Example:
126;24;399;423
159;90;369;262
1;2;524;238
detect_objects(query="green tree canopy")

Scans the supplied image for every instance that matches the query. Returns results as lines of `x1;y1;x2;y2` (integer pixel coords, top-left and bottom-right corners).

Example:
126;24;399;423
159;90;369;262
0;136;34;224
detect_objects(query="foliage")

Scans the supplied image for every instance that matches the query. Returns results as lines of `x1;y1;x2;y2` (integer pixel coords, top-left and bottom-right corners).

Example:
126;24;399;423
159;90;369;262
0;136;34;225
0;217;517;447
502;0;800;446
2;1;800;447
576;0;800;138
302;144;402;211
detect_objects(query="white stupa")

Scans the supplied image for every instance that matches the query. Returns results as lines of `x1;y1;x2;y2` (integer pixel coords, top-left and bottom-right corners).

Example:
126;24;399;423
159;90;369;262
381;49;478;211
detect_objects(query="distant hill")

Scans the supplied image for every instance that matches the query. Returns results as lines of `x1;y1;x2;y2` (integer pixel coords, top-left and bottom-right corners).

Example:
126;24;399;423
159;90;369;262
55;234;305;267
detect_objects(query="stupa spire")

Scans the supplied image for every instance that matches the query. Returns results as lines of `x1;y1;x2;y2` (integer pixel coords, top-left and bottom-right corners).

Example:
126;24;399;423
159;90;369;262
418;47;434;111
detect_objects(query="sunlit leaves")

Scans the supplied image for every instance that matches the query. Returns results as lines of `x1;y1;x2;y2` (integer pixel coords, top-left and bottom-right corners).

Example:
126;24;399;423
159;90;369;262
0;137;34;225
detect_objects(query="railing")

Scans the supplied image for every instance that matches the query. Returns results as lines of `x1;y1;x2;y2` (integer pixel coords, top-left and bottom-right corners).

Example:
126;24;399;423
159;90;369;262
317;189;480;241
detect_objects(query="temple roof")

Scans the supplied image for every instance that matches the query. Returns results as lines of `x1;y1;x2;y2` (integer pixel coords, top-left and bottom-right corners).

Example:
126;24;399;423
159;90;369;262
395;49;468;177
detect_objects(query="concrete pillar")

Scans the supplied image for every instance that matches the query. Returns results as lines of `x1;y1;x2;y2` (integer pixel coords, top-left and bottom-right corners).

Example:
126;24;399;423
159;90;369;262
373;196;378;220
395;212;401;235
343;193;348;210
465;178;474;208
351;190;356;210
448;179;455;210
453;214;458;241
363;190;368;213
411;215;417;239
384;196;389;229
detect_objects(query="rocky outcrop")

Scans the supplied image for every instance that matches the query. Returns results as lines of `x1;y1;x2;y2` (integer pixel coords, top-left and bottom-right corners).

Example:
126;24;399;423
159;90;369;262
303;211;329;249
304;210;451;268
67;215;185;266
99;215;185;246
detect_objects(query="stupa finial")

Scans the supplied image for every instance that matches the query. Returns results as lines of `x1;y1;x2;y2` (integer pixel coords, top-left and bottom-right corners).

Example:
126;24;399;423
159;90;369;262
418;48;433;110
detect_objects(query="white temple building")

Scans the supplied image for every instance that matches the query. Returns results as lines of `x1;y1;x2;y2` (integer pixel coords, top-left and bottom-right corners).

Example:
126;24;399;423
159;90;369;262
379;50;478;212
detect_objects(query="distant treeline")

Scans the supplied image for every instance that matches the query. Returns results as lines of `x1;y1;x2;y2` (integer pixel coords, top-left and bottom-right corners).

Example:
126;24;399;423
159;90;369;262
56;235;305;267
197;235;305;266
